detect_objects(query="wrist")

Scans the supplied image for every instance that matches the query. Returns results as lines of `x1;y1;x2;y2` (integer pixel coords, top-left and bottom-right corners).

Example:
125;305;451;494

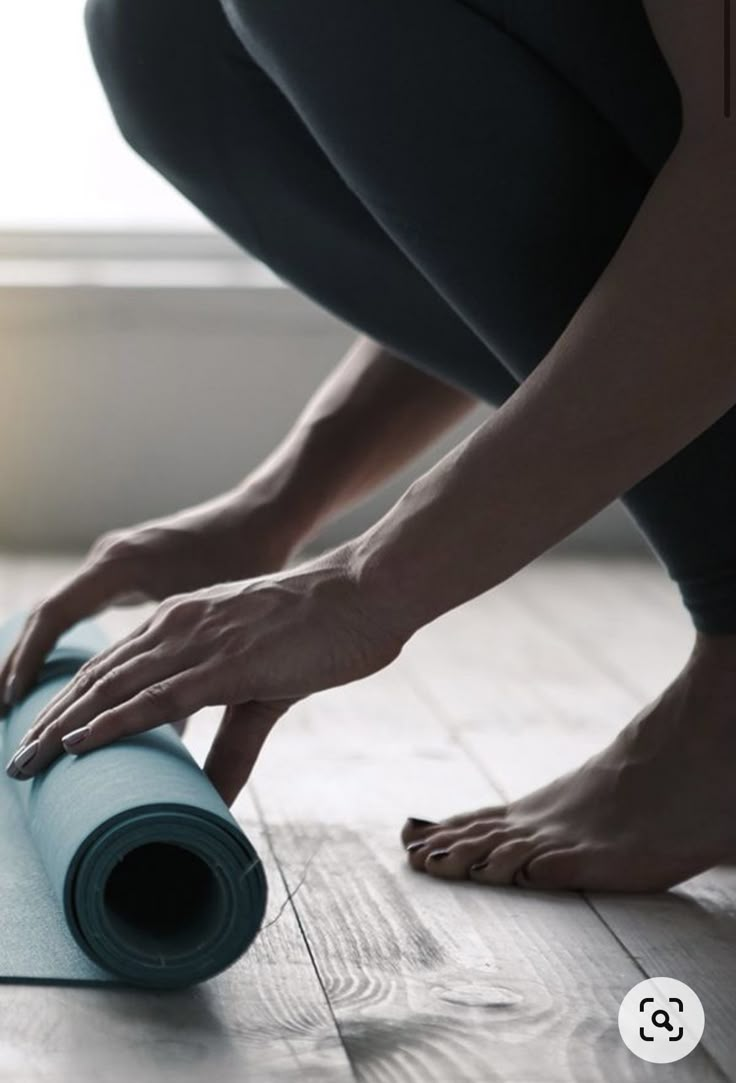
345;523;430;647
232;416;356;552
226;480;310;561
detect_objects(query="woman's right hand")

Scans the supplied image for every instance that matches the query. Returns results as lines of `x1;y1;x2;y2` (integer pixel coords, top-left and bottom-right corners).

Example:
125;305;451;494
0;486;299;710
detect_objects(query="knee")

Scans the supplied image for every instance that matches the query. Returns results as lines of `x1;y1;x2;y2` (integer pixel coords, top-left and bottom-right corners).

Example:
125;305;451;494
219;0;304;69
84;0;148;153
84;0;195;173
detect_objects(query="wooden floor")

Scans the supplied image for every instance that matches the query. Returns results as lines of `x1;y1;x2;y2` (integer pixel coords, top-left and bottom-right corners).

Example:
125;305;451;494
1;553;735;1083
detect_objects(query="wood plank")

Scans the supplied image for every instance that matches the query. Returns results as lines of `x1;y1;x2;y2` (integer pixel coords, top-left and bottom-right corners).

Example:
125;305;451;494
590;871;736;1082
400;568;642;799
511;556;693;700
249;666;715;1081
4;553;730;1081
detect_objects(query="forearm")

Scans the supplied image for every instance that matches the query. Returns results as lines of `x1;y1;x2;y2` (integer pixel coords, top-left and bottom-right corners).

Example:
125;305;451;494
355;127;736;634
236;336;476;547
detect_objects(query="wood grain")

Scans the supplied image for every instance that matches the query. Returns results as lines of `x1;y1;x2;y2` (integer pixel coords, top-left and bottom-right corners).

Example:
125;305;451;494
250;625;717;1081
2;554;733;1082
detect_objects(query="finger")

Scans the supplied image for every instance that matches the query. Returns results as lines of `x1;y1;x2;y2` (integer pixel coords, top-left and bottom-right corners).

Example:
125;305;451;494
25;622;155;744
171;717;190;737
0;639;27;716
4;562;127;707
63;664;212;750
18;633;163;756
7;664;213;780
204;699;295;806
0;646;19;717
7;649;190;779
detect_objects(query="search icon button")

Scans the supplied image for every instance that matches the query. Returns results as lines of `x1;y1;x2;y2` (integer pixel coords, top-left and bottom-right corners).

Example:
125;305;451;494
618;977;705;1063
651;1009;673;1032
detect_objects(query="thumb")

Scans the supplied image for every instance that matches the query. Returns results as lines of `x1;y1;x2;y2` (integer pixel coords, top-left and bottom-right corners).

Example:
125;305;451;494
204;699;295;806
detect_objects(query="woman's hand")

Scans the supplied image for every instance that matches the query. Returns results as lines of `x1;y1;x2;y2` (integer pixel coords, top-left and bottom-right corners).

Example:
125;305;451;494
5;552;404;804
0;487;298;711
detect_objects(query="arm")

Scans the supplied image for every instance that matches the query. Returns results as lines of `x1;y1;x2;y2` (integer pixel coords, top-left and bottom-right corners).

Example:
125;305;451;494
357;0;736;633
14;2;733;804
1;336;474;703
241;335;477;544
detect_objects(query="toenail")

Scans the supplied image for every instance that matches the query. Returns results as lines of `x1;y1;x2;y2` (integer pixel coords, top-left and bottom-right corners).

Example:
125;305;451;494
406;841;427;853
427;850;449;862
406;817;435;828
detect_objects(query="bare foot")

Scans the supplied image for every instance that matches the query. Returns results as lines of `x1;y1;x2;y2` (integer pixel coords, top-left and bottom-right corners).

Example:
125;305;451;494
402;635;736;891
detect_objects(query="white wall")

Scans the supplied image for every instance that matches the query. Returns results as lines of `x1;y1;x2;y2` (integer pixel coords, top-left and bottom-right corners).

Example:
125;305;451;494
0;0;208;232
0;276;645;557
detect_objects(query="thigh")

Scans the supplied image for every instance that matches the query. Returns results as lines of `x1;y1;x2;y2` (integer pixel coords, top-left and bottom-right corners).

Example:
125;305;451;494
471;0;682;175
86;0;518;402
222;0;659;375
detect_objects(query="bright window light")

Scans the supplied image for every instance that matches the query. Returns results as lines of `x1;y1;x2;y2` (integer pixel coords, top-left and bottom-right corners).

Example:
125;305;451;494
0;1;209;231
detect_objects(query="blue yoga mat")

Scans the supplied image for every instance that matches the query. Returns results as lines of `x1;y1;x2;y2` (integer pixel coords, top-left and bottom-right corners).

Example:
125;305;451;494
0;615;267;989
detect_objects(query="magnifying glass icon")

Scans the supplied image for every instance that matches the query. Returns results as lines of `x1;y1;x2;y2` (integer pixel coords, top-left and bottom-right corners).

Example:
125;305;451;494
651;1009;674;1032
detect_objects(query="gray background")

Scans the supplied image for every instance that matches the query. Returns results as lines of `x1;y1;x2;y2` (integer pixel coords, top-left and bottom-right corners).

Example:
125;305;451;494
0;232;646;557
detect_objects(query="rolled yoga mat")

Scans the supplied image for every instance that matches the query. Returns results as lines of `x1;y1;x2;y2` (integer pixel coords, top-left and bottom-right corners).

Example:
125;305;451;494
0;615;267;990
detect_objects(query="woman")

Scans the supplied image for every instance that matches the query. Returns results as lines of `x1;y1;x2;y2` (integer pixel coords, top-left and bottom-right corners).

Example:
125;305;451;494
2;0;735;891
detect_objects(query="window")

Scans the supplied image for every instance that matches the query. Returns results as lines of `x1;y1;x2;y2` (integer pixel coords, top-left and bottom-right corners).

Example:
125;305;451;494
0;1;208;232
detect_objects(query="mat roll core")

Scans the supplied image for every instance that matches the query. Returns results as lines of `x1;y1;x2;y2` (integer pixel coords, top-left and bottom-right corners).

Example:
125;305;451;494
0;615;267;989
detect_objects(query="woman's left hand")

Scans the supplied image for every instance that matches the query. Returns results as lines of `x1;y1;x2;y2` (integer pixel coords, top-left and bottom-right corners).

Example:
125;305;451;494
5;552;403;805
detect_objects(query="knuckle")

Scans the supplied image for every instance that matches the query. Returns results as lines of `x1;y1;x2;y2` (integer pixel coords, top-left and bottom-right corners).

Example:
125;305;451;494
89;531;114;557
74;666;98;695
142;681;174;713
167;602;189;623
43;719;63;744
156;596;178;619
94;671;118;699
99;537;137;564
159;597;198;628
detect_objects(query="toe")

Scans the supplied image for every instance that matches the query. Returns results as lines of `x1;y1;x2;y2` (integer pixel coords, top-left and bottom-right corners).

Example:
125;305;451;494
437;804;506;831
403;814;507;857
415;827;517;878
406;837;436;871
469;838;537;886
401;804;506;848
400;817;438;847
521;846;592;890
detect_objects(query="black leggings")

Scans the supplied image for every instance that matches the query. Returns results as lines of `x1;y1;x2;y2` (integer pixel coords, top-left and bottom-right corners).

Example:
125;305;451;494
86;0;736;633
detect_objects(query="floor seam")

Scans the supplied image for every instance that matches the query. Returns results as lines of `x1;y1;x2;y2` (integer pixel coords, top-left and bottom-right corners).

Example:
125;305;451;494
581;893;730;1082
250;788;360;1083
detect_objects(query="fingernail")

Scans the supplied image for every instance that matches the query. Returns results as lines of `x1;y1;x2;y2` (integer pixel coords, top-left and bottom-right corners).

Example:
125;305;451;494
406;817;436;828
6;739;39;779
427;850;449;862
406;841;427;853
3;675;16;709
470;861;489;872
63;726;90;749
